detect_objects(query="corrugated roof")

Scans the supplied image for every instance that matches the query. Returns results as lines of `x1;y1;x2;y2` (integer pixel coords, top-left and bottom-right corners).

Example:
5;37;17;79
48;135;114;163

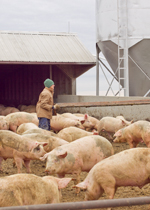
0;31;96;64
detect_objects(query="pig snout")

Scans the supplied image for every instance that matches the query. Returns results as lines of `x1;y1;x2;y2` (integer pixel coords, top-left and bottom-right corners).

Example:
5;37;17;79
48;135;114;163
113;137;119;143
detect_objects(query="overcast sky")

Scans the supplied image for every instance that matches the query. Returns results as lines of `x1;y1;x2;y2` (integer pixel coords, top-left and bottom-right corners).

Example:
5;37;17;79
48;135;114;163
0;0;119;96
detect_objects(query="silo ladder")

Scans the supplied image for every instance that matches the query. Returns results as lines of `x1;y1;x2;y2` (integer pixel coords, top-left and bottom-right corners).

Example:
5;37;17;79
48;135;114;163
117;0;129;96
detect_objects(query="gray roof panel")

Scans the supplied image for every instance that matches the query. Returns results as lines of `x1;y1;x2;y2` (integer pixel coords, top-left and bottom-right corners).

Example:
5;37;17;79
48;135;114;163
0;31;96;64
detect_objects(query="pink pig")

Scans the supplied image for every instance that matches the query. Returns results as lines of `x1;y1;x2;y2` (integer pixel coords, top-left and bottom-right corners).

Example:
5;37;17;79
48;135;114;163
75;148;150;210
74;113;100;131
51;114;85;132
41;135;114;186
57;126;98;142
0;173;71;206
0;116;9;130
4;112;39;132
61;113;94;131
97;116;133;135
113;120;150;148
0;130;47;173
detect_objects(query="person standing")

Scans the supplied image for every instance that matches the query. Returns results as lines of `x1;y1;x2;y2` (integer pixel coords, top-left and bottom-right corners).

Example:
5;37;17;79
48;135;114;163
36;78;59;131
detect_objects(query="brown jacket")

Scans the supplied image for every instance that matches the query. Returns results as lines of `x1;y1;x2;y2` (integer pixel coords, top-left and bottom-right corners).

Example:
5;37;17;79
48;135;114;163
36;87;54;119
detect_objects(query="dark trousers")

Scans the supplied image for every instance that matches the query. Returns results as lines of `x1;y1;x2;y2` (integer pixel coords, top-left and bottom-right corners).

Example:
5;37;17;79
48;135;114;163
38;117;50;131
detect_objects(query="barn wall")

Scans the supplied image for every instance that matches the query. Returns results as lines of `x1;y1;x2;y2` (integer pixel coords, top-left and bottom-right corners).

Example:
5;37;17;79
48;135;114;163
0;64;73;107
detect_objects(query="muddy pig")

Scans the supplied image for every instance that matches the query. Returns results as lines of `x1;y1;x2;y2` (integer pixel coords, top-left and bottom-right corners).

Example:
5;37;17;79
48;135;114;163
41;135;114;187
22;133;68;152
17;122;39;135
0;173;71;206
4;112;39;132
0;116;9;130
97;116;133;139
114;120;150;148
57;126;98;142
51;114;85;132
75;147;150;210
0;130;47;173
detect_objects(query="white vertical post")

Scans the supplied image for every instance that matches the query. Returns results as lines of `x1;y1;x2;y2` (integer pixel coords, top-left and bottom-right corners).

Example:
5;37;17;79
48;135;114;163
96;45;99;96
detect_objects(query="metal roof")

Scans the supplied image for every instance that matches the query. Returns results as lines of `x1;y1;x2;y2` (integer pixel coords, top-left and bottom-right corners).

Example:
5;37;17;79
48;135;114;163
0;31;96;64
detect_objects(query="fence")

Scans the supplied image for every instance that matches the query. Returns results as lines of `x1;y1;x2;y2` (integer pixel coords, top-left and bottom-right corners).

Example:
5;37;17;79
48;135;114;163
1;196;150;210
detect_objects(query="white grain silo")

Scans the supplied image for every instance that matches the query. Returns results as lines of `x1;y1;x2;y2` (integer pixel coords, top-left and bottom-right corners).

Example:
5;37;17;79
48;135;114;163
96;0;150;96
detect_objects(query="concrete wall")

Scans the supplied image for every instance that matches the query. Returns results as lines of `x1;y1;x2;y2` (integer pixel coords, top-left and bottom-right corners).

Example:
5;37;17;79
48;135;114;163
57;95;150;121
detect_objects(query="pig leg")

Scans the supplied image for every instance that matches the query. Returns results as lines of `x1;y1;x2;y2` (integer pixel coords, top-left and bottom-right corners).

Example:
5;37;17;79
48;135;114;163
143;136;150;148
101;175;116;210
14;157;23;173
72;173;81;194
9;123;18;133
128;140;138;148
24;160;31;173
0;157;3;171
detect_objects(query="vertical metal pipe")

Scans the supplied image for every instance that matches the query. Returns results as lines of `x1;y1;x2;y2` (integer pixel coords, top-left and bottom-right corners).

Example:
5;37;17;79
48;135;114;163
96;44;99;96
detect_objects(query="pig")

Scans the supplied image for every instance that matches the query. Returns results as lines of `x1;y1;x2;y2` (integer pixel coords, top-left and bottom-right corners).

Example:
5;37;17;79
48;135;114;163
113;120;150;148
23;105;36;113
51;114;85;132
4;111;39;132
61;113;94;130
22;127;57;136
0;130;47;173
0;105;5;115
17;122;39;135
75;148;150;210
1;106;20;116
0;116;9;130
97;116;133;137
0;173;71;206
74;113;100;131
22;133;68;152
57;126;98;142
41;135;114;188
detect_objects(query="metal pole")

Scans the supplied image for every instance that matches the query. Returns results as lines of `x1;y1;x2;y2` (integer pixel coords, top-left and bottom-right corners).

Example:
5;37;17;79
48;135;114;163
96;44;99;96
1;196;150;210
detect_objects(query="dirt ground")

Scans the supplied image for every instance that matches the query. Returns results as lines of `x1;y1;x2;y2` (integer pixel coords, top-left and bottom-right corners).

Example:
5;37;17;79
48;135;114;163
0;141;150;210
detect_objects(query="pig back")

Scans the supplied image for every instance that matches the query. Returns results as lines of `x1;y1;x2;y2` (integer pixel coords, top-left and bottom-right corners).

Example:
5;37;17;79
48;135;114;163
0;173;60;206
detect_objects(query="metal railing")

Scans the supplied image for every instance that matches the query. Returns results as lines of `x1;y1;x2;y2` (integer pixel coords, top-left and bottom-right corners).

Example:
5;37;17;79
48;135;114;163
1;196;150;210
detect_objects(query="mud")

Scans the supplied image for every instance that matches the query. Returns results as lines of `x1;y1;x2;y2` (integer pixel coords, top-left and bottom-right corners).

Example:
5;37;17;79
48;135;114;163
0;142;150;210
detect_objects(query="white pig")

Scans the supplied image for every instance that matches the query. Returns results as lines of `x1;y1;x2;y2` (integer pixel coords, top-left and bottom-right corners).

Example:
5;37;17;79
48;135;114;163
75;147;150;210
17;122;39;134
41;135;114;186
0;173;71;206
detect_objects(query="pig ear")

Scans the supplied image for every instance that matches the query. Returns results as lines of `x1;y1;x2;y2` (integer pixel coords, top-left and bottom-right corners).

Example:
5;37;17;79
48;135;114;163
84;114;88;120
57;151;67;158
80;120;85;124
40;153;49;161
114;130;122;137
40;142;48;147
121;120;126;126
131;120;134;124
34;142;48;147
92;130;98;135
74;181;87;190
57;177;72;189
